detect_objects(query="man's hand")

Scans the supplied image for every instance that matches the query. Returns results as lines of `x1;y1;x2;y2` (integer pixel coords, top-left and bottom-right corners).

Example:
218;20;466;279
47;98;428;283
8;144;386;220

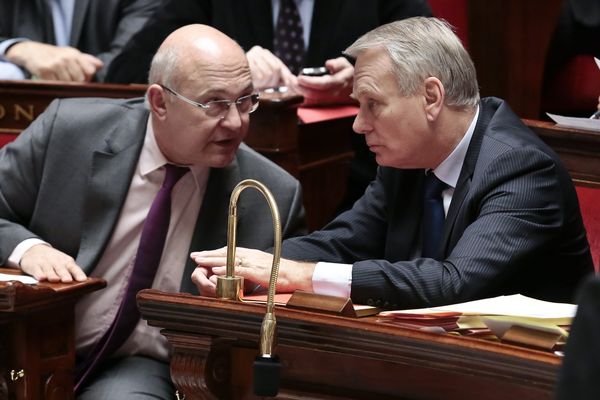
20;244;87;283
246;45;298;90
296;57;355;105
6;41;103;82
190;247;315;297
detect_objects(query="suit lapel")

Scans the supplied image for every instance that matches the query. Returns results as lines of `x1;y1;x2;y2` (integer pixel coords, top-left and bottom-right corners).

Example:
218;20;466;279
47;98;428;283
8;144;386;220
179;159;243;294
75;106;148;272
441;102;490;256
69;0;91;46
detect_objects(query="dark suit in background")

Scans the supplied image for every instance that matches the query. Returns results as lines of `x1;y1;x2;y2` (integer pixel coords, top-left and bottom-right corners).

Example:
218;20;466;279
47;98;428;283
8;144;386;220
280;97;593;309
0;0;162;81
106;0;432;83
557;274;600;400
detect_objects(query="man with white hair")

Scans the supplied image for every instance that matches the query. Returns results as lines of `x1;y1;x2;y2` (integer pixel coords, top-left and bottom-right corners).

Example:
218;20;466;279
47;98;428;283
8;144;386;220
192;17;593;309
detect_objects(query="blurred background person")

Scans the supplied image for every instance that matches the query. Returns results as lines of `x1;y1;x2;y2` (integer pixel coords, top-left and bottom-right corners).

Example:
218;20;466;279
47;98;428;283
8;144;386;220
0;0;162;82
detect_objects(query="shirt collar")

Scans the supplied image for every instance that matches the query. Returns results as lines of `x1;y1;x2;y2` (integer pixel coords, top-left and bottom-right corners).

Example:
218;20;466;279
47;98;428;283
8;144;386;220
141;118;210;188
432;105;479;189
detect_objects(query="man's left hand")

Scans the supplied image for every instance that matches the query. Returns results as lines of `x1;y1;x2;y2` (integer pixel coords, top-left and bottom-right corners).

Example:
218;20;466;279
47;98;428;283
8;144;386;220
296;57;355;105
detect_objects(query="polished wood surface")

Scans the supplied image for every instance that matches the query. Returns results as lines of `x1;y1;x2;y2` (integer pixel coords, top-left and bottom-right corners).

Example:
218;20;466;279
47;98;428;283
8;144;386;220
138;289;559;400
0;269;105;400
468;0;563;119
0;80;147;134
524;119;600;187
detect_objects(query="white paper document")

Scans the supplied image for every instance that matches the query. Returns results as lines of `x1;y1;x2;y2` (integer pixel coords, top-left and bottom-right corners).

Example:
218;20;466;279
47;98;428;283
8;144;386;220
390;294;577;319
547;112;600;132
0;272;38;284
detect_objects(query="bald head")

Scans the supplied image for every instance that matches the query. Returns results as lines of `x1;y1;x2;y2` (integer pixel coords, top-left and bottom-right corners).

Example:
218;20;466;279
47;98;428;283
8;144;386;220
148;24;248;87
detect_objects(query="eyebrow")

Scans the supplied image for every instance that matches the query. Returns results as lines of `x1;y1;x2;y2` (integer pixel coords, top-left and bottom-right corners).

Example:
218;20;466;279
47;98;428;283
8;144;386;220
199;83;255;99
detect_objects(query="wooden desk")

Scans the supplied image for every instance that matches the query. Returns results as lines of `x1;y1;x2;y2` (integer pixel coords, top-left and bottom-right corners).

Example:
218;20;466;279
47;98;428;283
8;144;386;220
0;80;147;135
524;119;600;187
0;271;105;400
138;289;559;400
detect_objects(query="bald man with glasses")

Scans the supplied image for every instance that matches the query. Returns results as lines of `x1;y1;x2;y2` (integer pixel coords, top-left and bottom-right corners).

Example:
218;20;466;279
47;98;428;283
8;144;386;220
0;24;306;399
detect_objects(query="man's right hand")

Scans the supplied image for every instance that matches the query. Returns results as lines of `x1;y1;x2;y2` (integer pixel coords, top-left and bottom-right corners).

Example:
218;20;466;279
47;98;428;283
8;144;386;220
6;41;103;82
20;244;87;283
246;45;298;90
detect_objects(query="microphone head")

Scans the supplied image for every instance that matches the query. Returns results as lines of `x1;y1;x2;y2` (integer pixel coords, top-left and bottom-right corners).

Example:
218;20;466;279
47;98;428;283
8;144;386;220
253;355;281;397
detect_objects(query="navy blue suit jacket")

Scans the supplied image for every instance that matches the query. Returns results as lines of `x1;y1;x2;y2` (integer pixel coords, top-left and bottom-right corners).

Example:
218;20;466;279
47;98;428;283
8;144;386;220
281;97;593;309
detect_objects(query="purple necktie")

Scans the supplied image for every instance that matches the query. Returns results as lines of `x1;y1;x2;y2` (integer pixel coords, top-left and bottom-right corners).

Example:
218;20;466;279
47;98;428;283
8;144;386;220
273;0;305;75
422;173;447;258
75;164;188;392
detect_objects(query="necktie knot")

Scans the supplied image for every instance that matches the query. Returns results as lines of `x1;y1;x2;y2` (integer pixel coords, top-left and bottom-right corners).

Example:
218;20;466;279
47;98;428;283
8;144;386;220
423;173;447;200
162;164;188;191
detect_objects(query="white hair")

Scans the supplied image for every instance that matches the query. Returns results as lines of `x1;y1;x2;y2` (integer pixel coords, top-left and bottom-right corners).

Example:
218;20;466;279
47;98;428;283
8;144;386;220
345;17;480;109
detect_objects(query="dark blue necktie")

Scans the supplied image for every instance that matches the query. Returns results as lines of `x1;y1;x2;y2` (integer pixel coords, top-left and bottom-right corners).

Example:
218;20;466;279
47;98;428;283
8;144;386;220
75;164;188;392
422;173;447;258
273;0;305;75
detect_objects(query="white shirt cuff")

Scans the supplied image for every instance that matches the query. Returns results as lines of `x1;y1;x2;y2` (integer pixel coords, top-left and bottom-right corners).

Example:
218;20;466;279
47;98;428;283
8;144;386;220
7;238;49;268
312;261;352;298
0;61;27;80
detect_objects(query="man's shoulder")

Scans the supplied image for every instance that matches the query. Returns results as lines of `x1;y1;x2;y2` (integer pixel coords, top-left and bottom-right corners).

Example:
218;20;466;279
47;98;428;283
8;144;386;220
47;97;148;123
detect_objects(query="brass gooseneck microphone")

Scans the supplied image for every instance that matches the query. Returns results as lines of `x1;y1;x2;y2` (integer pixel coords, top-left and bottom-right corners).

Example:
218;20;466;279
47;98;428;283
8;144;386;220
215;179;282;396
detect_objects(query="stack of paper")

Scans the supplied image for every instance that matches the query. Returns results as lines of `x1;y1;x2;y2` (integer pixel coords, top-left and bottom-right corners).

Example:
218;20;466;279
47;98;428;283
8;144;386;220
377;294;576;350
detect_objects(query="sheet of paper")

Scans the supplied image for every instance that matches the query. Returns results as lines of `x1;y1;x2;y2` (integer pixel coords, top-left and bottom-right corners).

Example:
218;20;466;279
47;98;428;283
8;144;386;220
595;57;600;70
483;316;569;338
384;294;577;319
546;112;600;132
0;272;38;284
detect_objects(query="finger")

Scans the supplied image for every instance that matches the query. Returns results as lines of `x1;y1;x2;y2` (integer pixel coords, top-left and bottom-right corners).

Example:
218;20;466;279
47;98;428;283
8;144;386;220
54;263;75;283
297;74;336;90
62;61;86;82
22;264;47;281
66;262;87;282
193;256;228;268
79;54;103;81
211;266;227;276
44;264;62;283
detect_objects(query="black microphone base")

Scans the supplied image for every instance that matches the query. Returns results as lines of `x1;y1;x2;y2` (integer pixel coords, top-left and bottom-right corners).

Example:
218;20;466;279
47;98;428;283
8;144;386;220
253;355;281;397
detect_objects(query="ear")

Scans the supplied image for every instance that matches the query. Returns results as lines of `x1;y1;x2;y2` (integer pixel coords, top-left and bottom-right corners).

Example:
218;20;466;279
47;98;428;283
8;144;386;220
423;77;444;122
147;84;168;120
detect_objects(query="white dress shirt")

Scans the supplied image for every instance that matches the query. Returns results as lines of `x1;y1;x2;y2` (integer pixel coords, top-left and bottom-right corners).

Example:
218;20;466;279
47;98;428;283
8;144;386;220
313;107;480;298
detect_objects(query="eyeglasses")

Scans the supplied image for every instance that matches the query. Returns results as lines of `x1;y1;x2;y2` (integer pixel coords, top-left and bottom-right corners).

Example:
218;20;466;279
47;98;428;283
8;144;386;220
160;85;259;119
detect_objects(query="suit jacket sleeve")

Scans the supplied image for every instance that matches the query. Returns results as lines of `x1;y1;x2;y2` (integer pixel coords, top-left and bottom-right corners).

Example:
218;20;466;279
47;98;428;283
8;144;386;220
282;146;575;309
94;0;164;81
0;101;58;263
104;0;214;83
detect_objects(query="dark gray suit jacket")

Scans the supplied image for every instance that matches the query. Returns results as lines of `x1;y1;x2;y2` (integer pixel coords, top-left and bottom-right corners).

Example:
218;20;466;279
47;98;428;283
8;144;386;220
0;97;307;294
105;0;432;83
0;0;162;81
280;97;593;309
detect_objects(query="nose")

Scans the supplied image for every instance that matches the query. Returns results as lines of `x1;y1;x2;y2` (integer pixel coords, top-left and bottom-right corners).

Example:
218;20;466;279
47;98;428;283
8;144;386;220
352;107;372;135
220;102;243;129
